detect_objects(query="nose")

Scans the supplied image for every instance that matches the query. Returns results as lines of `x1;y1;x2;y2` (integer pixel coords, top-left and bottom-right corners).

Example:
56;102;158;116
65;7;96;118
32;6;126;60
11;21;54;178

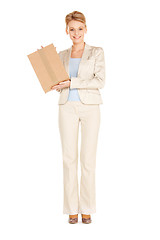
75;29;79;35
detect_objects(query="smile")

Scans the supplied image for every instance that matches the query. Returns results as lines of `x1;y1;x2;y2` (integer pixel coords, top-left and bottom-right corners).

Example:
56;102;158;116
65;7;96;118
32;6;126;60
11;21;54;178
73;36;81;39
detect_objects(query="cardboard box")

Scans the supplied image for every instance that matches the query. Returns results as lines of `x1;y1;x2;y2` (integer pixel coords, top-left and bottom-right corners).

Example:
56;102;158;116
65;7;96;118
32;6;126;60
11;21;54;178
27;43;69;93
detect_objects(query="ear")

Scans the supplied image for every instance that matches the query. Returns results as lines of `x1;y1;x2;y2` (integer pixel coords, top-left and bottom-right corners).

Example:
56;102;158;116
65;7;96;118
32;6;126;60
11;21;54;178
65;28;68;35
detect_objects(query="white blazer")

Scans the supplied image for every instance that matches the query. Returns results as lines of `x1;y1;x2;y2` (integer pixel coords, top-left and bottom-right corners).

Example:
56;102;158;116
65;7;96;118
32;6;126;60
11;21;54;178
58;42;105;105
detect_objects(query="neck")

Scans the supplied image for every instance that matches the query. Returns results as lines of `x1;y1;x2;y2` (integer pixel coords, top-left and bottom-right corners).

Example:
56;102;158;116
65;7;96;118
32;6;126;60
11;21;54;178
72;41;85;52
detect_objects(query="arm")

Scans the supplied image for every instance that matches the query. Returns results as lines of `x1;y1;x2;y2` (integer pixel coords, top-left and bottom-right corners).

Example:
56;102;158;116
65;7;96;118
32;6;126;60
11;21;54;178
70;47;105;89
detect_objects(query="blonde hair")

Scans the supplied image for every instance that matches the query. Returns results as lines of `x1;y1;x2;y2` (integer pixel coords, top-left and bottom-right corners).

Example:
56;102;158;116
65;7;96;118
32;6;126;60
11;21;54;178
65;11;87;30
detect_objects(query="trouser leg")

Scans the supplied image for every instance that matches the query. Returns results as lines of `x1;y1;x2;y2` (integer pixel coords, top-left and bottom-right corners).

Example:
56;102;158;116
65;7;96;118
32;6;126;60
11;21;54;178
58;103;80;214
79;105;100;214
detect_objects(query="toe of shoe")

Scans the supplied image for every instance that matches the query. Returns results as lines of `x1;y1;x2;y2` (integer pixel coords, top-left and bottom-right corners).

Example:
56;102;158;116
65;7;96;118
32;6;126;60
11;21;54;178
68;218;78;224
82;218;92;224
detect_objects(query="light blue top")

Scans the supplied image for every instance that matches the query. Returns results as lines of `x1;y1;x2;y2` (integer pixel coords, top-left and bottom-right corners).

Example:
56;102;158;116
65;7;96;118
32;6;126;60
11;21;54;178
67;57;81;101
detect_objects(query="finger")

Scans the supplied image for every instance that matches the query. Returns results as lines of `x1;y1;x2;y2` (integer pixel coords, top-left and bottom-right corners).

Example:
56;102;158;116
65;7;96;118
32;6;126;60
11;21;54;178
51;86;59;89
51;84;59;88
59;80;70;84
52;86;61;90
58;81;67;84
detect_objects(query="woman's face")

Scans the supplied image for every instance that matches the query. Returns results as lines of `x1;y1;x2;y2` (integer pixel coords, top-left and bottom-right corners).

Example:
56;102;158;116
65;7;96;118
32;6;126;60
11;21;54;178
66;20;87;44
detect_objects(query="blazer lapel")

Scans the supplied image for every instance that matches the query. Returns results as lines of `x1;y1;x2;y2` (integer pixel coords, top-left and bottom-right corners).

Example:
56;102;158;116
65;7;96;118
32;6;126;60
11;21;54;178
63;42;90;76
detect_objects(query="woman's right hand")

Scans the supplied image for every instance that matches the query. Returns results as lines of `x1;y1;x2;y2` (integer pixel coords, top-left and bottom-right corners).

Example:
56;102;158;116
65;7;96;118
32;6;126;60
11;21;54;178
50;83;61;92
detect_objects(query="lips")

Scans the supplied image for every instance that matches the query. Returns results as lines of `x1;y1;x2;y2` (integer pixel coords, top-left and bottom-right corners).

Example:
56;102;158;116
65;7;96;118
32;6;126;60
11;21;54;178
73;36;81;39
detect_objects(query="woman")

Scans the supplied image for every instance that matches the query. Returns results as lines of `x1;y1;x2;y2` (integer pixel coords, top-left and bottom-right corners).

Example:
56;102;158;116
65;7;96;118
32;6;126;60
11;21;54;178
52;11;105;224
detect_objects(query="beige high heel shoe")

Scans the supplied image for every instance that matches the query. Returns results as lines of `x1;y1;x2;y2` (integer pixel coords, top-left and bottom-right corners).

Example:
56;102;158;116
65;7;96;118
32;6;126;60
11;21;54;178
68;214;78;224
81;214;92;224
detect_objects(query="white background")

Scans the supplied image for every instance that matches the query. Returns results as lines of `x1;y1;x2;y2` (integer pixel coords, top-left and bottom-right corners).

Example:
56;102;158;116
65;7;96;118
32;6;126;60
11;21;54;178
0;0;160;239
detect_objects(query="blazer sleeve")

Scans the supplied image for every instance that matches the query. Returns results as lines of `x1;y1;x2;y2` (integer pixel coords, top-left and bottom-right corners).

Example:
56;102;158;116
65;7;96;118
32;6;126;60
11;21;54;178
70;47;105;89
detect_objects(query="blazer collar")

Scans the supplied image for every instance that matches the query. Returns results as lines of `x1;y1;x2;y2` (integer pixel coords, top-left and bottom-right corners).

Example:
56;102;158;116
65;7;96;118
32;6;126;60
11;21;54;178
64;42;91;75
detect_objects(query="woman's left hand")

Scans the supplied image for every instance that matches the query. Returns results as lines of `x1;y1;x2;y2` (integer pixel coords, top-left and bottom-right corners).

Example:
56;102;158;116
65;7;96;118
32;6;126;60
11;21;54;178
51;80;71;91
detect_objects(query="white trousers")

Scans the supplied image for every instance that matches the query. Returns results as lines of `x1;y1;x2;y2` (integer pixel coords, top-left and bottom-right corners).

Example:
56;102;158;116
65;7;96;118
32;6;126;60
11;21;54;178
58;101;100;214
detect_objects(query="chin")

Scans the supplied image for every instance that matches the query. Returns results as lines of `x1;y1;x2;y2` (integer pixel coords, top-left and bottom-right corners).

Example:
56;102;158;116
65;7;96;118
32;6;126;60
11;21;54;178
72;38;84;43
